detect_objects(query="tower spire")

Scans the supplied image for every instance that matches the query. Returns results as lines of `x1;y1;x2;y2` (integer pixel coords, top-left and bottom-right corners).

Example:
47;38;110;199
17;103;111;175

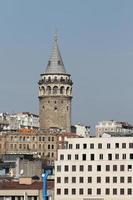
45;35;66;74
54;32;58;43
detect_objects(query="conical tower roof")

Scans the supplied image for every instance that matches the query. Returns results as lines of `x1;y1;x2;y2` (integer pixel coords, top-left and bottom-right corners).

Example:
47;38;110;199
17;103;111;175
45;35;67;74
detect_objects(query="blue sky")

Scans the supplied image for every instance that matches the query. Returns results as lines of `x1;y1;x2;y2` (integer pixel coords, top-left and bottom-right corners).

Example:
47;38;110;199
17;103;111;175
0;0;133;129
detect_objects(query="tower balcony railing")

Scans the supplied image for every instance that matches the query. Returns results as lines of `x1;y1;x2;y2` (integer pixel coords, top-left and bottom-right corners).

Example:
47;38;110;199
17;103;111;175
38;79;73;85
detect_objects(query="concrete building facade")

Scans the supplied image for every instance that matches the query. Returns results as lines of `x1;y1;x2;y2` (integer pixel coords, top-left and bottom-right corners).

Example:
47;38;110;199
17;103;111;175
38;36;73;132
55;137;133;200
0;112;39;131
96;120;133;137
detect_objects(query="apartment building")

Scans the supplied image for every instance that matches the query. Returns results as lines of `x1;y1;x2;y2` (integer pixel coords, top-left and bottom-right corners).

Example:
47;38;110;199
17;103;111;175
55;137;133;200
73;124;90;137
0;112;39;131
0;130;81;166
96;120;133;137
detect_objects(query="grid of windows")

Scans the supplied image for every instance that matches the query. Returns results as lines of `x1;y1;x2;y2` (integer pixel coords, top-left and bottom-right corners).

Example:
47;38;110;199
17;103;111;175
56;187;133;196
56;139;133;198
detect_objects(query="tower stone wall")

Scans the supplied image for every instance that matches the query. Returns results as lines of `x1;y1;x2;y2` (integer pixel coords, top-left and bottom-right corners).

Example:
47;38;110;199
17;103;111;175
38;37;73;132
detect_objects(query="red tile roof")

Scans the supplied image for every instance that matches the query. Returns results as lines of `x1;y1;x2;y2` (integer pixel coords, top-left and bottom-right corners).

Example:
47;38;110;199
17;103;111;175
0;180;54;190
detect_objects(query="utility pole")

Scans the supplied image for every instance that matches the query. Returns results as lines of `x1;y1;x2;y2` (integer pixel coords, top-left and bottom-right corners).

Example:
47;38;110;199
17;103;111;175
42;170;51;200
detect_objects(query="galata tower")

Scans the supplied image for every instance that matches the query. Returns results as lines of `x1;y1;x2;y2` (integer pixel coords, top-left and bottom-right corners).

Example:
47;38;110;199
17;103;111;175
38;35;73;132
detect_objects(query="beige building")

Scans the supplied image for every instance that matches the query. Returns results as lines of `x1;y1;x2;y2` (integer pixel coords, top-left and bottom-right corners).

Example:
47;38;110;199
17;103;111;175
38;35;73;132
0;130;57;166
55;136;133;200
0;130;81;166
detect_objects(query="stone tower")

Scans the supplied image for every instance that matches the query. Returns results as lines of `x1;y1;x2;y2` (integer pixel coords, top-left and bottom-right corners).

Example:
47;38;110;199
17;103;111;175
38;36;73;132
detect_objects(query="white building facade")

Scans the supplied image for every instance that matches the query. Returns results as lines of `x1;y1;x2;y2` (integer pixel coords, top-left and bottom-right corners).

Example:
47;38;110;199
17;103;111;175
55;137;133;200
96;120;133;137
0;112;39;131
74;124;90;137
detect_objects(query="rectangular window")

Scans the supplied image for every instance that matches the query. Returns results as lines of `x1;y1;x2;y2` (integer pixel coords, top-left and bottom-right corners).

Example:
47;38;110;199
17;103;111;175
72;188;76;195
122;143;126;148
79;188;83;195
130;154;133;159
57;177;61;183
115;143;119;148
106;165;110;171
99;154;103;160
106;177;110;183
68;154;71;160
79;165;84;171
120;165;124;171
82;154;86;161
113;188;117;195
60;154;64;160
64;188;68;195
97;177;101;183
128;165;132;171
113;177;117;183
72;177;76;183
129;143;133;148
64;165;69;172
120;188;124;195
57;188;61;195
105;188;110;195
107;143;111;149
97;188;101;195
75;154;79;160
57;165;61;172
88;177;92;183
90;154;95;160
79;177;84;183
83;143;87;149
115;154;119;160
128;176;132;183
128;188;132;195
98;143;102;149
88;188;92;195
76;144;80;149
64;177;68;183
113;165;117;171
97;165;101;172
69;144;73;149
72;165;76;172
90;143;94;149
120;177;124;183
108;154;112;160
122;154;126;160
88;165;92;171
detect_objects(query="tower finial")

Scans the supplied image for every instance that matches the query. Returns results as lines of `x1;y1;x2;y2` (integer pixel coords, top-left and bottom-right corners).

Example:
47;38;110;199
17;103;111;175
54;31;58;43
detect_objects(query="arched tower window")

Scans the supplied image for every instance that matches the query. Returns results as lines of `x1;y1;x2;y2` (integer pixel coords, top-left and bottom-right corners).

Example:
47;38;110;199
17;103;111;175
60;86;65;94
60;77;64;82
47;86;51;94
48;77;51;82
53;86;58;94
66;87;70;95
41;86;45;94
54;76;58;82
